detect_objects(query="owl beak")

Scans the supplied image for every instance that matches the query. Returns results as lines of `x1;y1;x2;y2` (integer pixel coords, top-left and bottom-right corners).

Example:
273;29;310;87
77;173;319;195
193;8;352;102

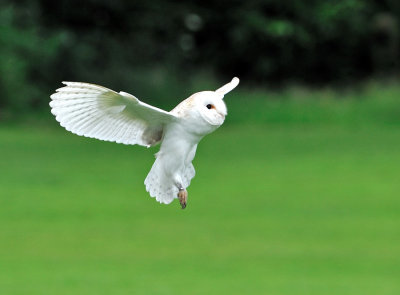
215;77;239;98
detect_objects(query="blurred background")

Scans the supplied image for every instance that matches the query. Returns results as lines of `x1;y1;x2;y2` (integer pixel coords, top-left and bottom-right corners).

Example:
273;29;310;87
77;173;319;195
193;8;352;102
1;0;400;294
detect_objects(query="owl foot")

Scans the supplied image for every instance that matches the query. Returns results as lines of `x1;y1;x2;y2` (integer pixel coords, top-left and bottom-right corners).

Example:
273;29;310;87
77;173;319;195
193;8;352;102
178;189;188;209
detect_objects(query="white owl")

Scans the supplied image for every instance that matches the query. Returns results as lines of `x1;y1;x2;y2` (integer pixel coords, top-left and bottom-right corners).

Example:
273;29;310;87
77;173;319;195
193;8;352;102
50;77;239;209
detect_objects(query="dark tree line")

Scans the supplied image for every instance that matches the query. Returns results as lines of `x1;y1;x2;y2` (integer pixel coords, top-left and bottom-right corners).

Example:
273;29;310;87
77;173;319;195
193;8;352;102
0;0;399;114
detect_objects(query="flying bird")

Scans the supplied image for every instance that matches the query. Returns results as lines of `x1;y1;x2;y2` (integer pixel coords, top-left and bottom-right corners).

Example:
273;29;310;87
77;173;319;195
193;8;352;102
50;77;239;209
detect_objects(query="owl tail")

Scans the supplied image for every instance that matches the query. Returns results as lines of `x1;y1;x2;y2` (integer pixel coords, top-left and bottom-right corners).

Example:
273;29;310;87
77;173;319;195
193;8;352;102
144;157;178;204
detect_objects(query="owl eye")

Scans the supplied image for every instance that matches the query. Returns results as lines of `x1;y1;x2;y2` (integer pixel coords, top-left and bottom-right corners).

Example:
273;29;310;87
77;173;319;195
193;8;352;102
206;104;214;109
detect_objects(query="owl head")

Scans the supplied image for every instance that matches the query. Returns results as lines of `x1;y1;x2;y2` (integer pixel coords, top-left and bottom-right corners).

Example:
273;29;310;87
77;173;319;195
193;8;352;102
170;77;239;135
188;77;239;126
192;91;227;126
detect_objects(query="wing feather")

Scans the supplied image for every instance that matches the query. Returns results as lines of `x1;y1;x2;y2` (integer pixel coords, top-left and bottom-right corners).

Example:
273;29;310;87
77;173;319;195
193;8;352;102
50;82;178;146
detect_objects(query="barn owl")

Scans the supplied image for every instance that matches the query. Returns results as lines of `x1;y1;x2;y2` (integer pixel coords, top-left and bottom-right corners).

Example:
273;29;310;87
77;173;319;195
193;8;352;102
50;77;239;209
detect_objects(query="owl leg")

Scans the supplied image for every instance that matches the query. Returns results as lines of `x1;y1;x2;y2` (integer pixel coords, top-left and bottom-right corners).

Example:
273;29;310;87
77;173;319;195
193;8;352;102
178;188;188;209
173;172;187;209
176;183;188;209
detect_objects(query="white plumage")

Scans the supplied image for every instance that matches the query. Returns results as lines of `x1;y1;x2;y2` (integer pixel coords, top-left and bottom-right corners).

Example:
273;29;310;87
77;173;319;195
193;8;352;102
50;77;239;208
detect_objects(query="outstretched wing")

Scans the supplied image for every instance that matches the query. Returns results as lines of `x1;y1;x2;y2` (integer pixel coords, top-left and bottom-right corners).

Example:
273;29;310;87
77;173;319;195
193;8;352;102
50;82;178;146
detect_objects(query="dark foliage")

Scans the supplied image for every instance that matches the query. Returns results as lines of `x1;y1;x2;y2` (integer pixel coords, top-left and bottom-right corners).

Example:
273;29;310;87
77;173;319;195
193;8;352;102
0;0;399;114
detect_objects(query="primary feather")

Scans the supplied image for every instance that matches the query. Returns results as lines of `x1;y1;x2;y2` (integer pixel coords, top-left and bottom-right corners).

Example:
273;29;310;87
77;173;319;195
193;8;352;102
50;82;177;146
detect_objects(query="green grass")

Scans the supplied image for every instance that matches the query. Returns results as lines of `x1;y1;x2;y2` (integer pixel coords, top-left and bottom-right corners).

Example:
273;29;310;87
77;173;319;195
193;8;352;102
1;91;400;294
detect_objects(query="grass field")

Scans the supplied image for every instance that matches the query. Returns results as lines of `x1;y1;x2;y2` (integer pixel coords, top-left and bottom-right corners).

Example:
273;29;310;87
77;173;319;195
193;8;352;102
1;88;400;294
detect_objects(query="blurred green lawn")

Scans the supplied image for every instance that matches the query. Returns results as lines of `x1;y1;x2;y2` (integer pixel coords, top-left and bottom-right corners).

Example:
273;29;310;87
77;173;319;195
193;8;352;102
1;89;400;294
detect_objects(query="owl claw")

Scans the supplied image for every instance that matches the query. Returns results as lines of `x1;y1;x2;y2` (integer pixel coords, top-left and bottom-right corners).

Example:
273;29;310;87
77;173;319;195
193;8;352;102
178;189;188;209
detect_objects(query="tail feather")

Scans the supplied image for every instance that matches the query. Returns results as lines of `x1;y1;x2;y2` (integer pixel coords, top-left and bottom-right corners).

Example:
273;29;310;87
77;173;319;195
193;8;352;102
144;158;196;205
144;158;177;204
182;163;195;188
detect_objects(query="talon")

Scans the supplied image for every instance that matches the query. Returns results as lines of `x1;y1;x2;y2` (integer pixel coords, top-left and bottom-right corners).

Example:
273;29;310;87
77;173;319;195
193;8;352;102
177;189;188;209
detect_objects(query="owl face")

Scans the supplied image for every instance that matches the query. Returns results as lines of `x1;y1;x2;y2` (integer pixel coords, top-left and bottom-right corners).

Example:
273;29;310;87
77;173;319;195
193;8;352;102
193;91;227;126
